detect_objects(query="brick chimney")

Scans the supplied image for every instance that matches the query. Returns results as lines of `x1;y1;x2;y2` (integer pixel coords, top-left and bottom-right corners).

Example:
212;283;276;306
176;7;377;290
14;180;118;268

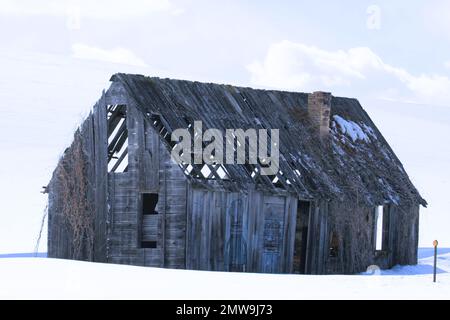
307;91;332;139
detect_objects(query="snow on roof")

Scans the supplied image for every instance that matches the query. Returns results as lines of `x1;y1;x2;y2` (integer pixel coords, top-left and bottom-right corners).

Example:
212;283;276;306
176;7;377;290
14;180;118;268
333;115;371;142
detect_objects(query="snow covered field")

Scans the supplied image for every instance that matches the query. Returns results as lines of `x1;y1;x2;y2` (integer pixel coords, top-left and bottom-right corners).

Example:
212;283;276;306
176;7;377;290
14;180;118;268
1;2;449;303
0;248;448;300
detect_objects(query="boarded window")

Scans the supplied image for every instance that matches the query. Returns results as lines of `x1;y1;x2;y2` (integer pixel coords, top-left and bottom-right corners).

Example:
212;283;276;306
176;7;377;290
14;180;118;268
140;193;160;249
374;205;390;251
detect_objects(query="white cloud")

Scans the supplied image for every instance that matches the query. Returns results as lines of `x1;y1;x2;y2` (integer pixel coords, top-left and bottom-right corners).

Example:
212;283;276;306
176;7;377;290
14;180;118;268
0;0;181;19
423;0;450;40
445;61;450;69
247;40;450;106
247;42;382;89
71;43;148;67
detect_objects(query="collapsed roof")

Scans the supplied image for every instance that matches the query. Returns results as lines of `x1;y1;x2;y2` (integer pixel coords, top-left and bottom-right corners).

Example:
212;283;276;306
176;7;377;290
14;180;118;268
109;73;426;207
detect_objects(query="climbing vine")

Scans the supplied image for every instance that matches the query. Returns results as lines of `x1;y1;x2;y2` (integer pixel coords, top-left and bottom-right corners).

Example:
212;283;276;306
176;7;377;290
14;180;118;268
55;130;94;260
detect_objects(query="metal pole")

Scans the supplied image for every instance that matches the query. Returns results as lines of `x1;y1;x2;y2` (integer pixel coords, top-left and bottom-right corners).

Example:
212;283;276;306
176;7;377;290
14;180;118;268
433;240;438;283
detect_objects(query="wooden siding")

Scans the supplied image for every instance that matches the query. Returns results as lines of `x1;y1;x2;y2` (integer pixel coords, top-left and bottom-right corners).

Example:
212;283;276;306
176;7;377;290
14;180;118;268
186;188;299;273
48;93;109;262
107;98;187;268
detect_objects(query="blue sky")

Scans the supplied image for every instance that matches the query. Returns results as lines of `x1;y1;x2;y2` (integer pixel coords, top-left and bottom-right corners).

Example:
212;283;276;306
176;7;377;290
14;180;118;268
2;0;450;90
0;0;449;252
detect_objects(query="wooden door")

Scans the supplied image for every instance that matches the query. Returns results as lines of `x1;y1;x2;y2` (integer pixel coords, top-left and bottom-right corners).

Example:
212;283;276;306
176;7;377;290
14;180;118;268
225;197;247;271
262;196;285;273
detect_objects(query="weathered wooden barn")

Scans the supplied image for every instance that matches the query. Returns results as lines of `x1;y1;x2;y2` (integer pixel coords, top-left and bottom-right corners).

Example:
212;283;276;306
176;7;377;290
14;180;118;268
46;73;426;274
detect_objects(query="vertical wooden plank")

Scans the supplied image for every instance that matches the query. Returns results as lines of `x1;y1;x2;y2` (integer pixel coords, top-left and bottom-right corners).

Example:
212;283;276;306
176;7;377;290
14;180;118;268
413;205;420;264
161;141;167;267
305;200;317;274
156;135;187;269
134;108;146;190
223;192;233;272
209;191;217;270
283;196;298;274
83;113;95;261
318;201;328;274
245;190;254;272
126;103;141;262
210;190;226;271
191;189;198;269
92;92;109;262
144;121;160;191
189;189;203;269
106;173;115;262
199;190;210;270
185;184;193;269
280;195;290;273
256;192;265;272
388;204;397;267
242;193;249;272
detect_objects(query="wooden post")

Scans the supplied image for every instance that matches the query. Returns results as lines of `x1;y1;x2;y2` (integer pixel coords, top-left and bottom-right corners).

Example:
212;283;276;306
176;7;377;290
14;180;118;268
433;240;438;283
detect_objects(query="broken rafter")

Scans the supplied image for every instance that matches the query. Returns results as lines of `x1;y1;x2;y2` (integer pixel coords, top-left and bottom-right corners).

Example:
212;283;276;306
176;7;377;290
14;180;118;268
107;105;126;136
108;121;127;158
110;147;128;172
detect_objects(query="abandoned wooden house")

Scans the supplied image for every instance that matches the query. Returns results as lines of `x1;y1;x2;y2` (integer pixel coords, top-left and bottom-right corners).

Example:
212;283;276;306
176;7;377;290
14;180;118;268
46;73;426;274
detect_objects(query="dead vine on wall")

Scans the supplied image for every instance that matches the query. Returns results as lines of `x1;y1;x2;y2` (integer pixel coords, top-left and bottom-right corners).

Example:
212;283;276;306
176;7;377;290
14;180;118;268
55;130;94;260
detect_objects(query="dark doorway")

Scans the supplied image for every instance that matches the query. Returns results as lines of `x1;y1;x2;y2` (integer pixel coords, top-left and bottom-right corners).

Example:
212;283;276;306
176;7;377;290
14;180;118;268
293;200;310;274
